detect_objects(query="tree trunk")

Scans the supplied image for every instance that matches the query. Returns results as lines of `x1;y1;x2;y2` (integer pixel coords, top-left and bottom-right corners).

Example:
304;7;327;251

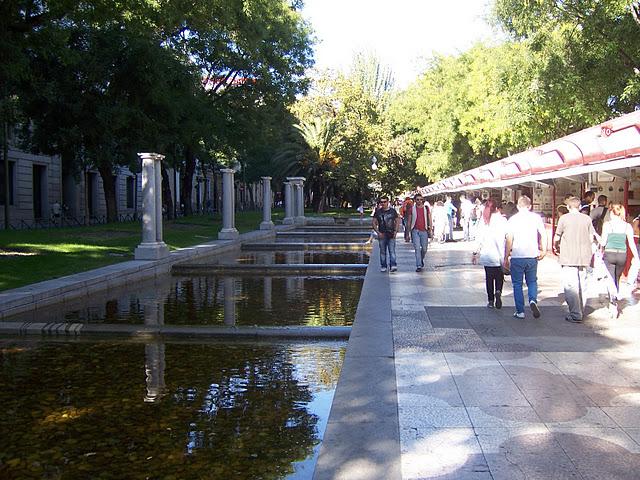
97;165;118;223
161;163;174;220
180;147;195;216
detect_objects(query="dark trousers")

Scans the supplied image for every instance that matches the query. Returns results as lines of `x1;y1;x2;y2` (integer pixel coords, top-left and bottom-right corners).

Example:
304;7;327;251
484;266;504;302
604;250;627;291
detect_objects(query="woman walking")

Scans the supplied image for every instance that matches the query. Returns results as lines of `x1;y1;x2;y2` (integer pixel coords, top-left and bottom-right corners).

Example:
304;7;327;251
473;199;508;308
601;204;640;315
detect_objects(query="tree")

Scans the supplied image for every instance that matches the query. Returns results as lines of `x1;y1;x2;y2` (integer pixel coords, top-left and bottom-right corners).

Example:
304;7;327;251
493;0;640;115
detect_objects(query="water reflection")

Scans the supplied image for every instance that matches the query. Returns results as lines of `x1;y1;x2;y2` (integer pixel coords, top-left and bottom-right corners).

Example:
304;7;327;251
234;250;369;264
144;342;166;403
0;339;345;479
4;276;362;327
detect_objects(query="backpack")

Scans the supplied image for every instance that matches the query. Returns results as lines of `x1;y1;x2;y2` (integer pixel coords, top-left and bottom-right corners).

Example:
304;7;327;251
592;207;607;236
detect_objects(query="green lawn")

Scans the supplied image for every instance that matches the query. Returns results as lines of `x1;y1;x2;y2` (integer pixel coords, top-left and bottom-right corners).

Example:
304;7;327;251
0;210;285;292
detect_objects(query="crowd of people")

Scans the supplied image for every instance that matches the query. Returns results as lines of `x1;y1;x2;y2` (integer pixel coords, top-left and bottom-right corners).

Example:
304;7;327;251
369;190;640;321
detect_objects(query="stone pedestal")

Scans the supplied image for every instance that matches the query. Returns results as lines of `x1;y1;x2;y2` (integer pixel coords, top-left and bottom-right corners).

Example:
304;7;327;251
260;176;274;230
135;153;169;260
218;168;240;240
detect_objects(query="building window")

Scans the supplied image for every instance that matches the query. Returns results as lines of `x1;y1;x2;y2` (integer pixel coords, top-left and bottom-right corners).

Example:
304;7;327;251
126;176;134;209
0;160;15;206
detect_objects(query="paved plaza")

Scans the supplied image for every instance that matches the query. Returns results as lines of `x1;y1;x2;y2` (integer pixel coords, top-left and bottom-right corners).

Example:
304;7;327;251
391;234;640;480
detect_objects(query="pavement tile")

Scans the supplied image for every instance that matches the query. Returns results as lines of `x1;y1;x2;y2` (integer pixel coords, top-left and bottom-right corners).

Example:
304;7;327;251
455;381;529;408
540;406;618;428
467;406;542;428
602;407;640;428
397;380;464;408
400;427;487;480
443;352;501;375
474;427;580;480
398;405;472;429
550;428;640;479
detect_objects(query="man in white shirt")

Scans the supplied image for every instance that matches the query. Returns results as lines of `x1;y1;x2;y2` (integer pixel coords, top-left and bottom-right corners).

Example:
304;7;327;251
504;196;547;319
459;194;474;242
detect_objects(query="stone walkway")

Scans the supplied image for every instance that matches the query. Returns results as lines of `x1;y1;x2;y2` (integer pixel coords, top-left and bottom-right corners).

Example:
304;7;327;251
391;234;640;480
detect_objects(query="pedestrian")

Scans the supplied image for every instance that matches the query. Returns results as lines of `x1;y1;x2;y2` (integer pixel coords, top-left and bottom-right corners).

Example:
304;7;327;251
553;197;600;323
407;193;432;272
372;196;400;273
444;195;457;241
580;190;595;214
400;196;413;243
503;195;547;319
432;200;448;243
589;195;609;236
600;203;640;316
459;194;474;241
469;198;483;240
472;199;507;309
357;203;364;219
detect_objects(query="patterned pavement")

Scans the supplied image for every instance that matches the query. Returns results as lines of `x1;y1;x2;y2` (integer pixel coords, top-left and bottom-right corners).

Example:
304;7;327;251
389;233;640;480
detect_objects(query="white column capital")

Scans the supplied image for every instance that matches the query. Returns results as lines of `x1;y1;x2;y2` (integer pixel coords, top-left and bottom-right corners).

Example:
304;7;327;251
138;152;165;162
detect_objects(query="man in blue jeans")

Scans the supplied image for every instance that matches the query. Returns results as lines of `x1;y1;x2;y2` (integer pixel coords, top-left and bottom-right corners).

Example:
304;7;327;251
407;194;432;272
373;196;400;272
503;195;547;318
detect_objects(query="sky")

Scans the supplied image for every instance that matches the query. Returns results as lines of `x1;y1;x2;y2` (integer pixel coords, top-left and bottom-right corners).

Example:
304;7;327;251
301;0;501;89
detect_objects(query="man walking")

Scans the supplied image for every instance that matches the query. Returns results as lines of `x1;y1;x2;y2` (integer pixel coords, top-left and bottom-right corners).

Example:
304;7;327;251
504;196;547;319
459;194;473;241
400;196;413;243
373;196;400;273
408;194;432;272
444;195;457;242
589;194;609;236
553;197;599;323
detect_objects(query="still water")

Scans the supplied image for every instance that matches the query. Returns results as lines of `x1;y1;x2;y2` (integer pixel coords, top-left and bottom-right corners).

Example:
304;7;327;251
3;275;363;327
0;339;345;479
211;250;369;265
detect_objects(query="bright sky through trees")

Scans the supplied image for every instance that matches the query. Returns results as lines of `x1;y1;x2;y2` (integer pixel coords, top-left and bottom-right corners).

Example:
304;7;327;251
302;0;500;88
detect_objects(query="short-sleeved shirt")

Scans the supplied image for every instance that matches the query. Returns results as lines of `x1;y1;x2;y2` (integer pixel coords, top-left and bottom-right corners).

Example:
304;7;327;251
507;209;546;258
555;211;595;266
374;208;398;234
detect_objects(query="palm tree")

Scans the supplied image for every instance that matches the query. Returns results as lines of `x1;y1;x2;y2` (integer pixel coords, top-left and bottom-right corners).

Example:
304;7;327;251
272;116;340;212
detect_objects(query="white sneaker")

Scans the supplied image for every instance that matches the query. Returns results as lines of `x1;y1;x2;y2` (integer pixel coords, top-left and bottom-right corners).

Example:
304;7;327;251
529;301;541;318
390;266;398;272
380;267;387;272
513;312;525;319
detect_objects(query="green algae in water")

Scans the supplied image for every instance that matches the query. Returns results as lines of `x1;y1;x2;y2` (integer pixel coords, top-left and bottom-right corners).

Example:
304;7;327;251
0;339;345;479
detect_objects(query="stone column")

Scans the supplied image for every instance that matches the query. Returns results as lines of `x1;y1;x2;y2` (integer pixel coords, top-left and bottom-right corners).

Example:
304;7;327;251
218;168;239;240
288;177;306;225
260;176;274;230
283;181;294;225
135;153;169;260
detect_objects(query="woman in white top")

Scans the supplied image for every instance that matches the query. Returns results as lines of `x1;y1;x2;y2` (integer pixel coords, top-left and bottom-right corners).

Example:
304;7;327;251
472;199;508;308
600;204;640;309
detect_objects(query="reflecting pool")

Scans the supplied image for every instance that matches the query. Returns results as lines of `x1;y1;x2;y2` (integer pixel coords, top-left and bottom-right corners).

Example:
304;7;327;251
0;339;345;479
3;275;363;327
210;250;369;265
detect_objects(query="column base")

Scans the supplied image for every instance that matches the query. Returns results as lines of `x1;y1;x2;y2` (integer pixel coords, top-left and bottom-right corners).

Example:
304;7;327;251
294;216;306;225
218;228;240;240
135;242;170;260
283;217;295;225
260;221;275;230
